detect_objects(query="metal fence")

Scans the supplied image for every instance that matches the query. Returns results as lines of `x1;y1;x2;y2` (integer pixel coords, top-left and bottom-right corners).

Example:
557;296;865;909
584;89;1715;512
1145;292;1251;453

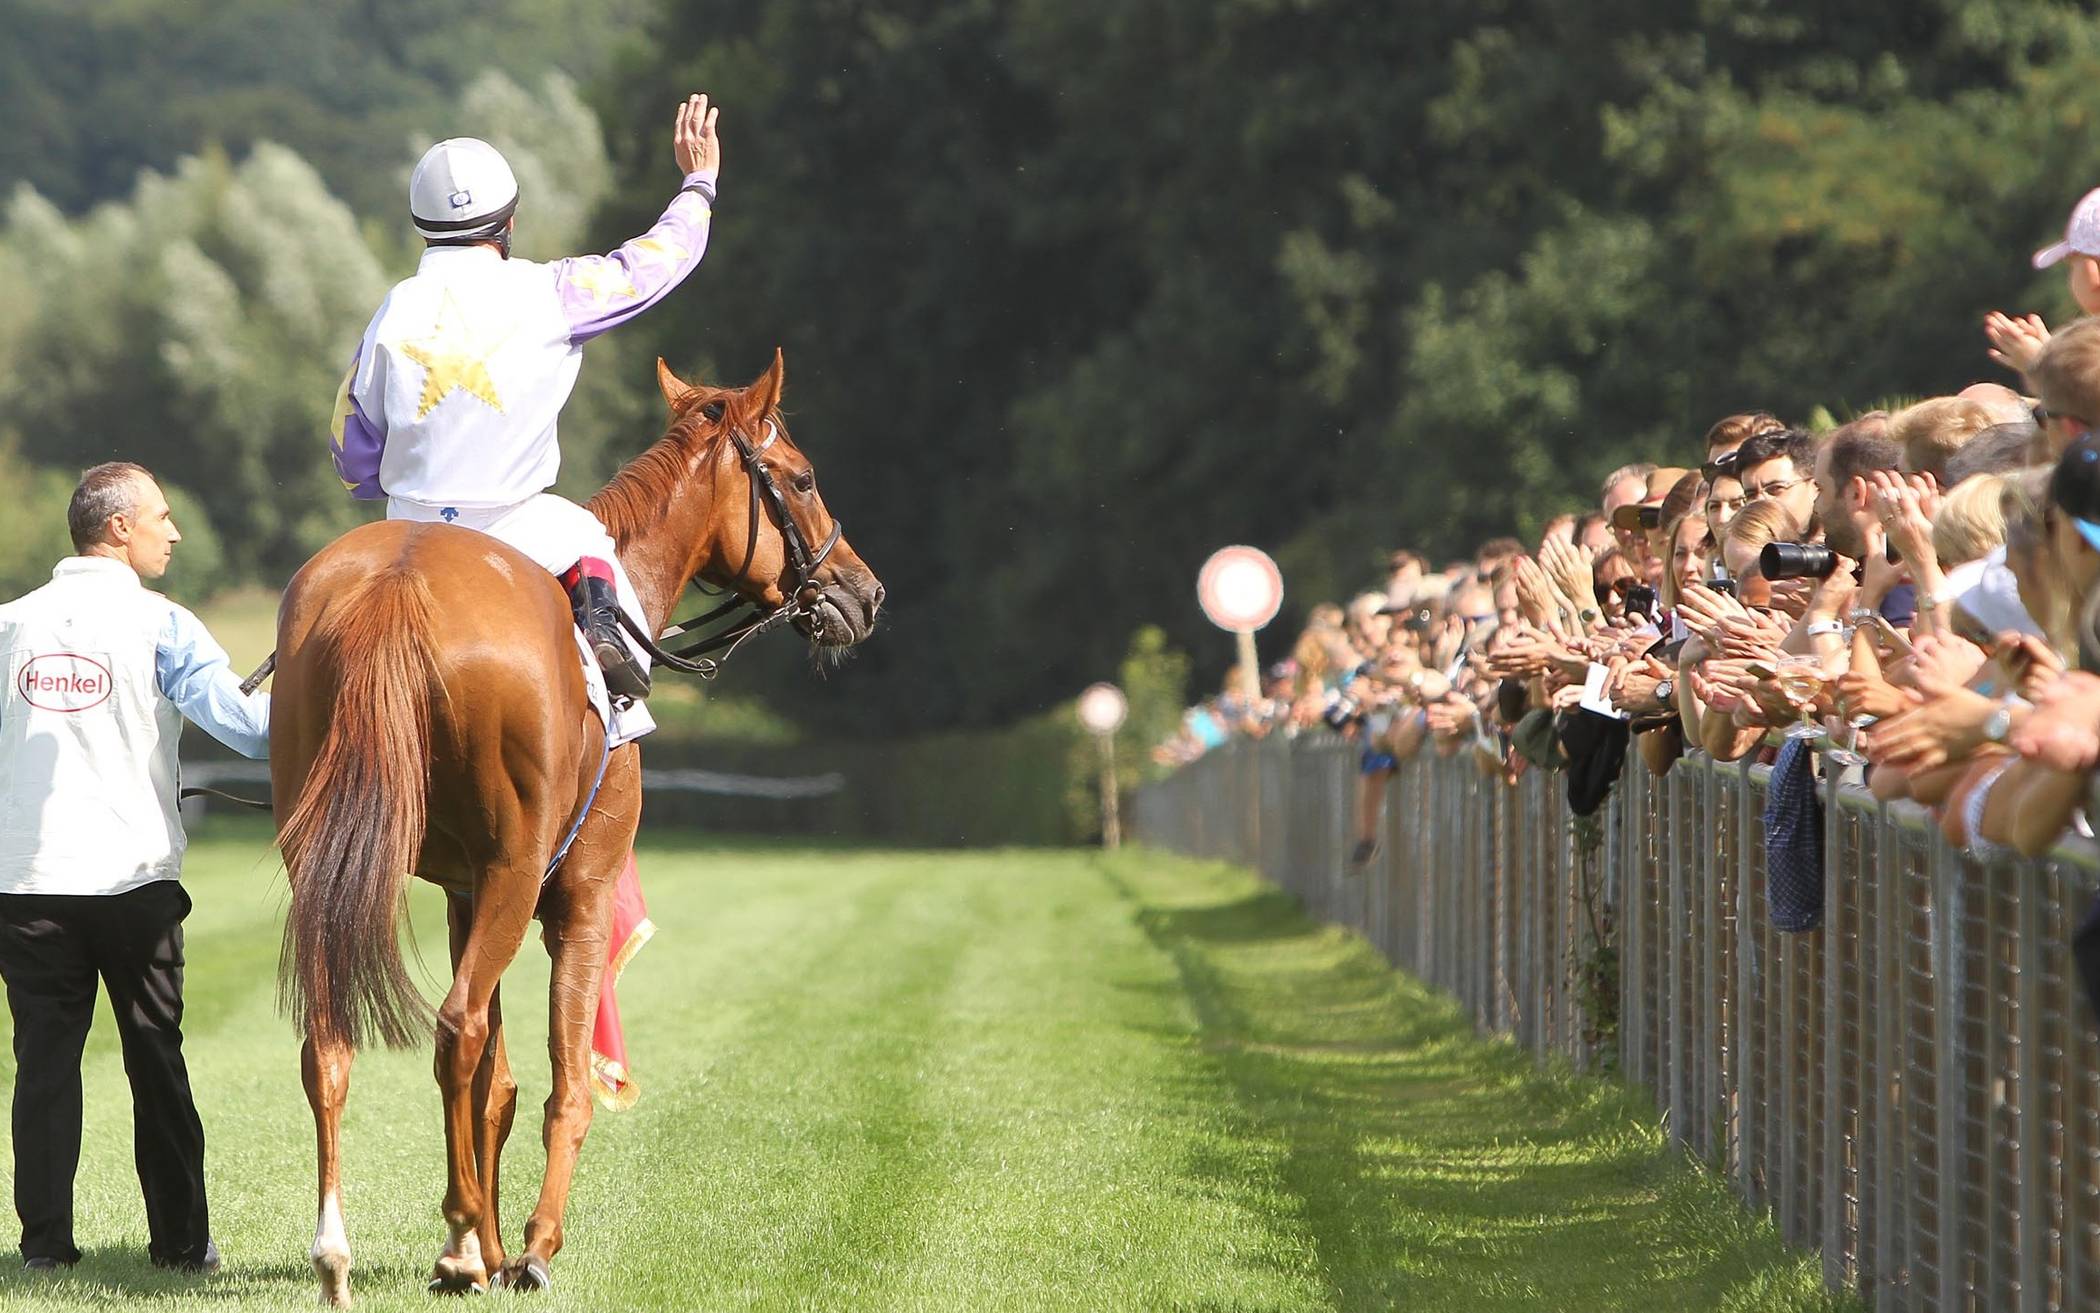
1132;736;2100;1312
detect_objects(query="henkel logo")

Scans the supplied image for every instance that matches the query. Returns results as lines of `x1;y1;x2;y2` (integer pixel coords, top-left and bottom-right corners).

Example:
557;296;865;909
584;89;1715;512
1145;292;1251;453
17;652;114;712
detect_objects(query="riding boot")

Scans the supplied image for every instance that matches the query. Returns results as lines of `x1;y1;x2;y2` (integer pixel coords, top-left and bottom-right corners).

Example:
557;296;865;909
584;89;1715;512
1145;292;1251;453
563;569;651;702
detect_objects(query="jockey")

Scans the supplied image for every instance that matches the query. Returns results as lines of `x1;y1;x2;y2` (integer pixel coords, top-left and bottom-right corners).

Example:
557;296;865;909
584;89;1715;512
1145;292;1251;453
328;93;723;706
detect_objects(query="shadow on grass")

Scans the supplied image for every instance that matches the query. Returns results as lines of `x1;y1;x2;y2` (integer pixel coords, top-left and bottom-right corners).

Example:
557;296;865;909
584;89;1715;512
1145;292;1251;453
0;1244;431;1307
1101;852;1848;1313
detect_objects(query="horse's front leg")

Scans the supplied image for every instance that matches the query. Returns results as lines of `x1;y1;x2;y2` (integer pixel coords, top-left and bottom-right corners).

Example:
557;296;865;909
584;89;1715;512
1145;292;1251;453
303;1033;356;1308
498;743;637;1294
506;887;611;1289
429;869;536;1295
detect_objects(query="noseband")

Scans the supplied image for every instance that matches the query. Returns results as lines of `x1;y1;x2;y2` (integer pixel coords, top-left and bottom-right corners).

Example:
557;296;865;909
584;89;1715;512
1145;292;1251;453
618;414;843;678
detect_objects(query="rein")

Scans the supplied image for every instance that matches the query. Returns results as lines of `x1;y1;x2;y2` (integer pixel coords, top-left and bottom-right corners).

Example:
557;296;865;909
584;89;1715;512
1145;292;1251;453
629;415;842;680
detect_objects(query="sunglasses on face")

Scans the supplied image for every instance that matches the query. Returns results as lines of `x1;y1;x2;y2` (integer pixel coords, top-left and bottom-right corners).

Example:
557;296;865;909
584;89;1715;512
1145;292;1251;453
2036;404;2092;428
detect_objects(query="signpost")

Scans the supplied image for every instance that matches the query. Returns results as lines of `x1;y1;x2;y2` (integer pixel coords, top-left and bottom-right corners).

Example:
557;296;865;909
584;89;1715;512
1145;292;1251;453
1196;545;1284;696
1076;682;1128;849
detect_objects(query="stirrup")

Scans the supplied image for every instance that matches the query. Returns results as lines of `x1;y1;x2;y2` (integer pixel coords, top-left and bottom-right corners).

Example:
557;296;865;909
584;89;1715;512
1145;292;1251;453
591;627;651;702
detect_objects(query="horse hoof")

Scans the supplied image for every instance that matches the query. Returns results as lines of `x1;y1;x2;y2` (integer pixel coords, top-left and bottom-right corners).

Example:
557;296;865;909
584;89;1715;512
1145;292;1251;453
426;1258;488;1297
313;1249;353;1308
498;1256;552;1293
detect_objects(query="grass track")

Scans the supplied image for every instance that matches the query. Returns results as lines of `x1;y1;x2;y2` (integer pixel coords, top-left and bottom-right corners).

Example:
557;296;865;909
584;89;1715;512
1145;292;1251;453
0;824;1851;1311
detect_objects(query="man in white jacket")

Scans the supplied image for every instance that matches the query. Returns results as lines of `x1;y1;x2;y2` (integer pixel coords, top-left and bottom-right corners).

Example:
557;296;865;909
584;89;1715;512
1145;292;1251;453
0;462;269;1274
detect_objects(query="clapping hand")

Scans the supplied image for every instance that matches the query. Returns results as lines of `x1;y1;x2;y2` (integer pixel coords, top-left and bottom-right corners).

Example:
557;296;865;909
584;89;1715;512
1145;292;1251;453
2010;670;2100;772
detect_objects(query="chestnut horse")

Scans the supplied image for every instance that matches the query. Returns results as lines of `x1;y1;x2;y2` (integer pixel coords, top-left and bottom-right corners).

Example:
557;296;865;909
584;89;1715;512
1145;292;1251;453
270;351;881;1306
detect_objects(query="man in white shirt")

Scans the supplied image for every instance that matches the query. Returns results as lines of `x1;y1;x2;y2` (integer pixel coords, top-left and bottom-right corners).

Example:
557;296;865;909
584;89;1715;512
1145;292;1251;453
0;462;270;1274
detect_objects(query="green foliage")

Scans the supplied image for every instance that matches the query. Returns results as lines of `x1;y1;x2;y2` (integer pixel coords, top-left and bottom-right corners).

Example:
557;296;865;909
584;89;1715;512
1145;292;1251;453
0;0;651;216
0;443;76;600
598;0;2100;735
16;0;2100;743
0;70;645;601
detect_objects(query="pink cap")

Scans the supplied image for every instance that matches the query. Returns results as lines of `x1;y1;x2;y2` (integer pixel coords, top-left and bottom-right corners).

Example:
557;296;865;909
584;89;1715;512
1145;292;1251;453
2034;187;2100;269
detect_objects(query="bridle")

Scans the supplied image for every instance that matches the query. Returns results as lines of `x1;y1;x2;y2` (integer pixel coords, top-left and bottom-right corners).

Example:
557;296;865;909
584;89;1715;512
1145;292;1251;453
617;408;843;678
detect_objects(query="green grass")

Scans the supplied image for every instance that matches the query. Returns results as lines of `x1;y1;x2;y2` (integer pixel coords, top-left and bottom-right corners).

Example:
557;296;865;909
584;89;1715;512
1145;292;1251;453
0;827;1850;1311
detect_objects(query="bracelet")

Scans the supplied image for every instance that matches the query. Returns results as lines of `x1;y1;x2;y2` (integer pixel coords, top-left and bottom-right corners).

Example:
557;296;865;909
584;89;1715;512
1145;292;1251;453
680;177;718;206
1847;606;1879;623
1803;619;1846;638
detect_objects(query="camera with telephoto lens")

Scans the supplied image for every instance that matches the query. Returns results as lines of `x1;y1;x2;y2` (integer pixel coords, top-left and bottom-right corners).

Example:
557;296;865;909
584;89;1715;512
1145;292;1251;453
1760;542;1838;581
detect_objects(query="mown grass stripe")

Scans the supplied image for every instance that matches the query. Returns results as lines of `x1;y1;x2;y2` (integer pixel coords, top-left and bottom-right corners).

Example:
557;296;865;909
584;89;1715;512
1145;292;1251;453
0;823;1851;1311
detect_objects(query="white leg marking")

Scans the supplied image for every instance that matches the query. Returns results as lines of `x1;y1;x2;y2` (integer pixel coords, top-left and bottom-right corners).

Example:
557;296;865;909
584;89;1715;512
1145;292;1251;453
311;1190;349;1263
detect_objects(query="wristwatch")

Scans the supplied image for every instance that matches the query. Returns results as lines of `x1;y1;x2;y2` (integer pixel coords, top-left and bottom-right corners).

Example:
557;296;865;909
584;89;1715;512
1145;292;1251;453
1654;678;1674;706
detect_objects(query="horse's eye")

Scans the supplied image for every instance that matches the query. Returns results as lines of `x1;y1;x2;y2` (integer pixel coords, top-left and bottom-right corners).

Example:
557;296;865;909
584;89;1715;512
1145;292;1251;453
793;471;815;494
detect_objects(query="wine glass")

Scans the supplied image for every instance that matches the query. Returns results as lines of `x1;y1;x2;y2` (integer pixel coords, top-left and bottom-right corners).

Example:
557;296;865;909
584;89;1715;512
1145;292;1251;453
1824;713;1874;768
1774;654;1829;741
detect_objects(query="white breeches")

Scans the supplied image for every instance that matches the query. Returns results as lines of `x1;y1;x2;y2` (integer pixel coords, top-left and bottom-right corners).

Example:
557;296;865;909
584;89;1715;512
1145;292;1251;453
386;493;646;628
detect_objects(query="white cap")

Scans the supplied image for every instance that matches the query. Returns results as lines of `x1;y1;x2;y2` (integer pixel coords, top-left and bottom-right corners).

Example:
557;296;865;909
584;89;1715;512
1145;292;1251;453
1947;547;2045;638
2033;187;2100;269
409;138;519;241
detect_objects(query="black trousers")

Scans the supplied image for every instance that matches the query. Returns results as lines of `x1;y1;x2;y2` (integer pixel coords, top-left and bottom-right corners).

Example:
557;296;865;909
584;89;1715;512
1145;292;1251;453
0;882;209;1265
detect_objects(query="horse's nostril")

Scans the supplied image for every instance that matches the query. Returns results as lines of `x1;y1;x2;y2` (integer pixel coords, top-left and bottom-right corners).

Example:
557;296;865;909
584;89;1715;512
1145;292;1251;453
869;582;885;616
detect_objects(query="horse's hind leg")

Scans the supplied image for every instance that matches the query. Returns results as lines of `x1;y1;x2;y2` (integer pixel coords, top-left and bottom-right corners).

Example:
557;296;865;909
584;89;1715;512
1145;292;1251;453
429;872;536;1295
447;899;519;1279
302;1034;356;1308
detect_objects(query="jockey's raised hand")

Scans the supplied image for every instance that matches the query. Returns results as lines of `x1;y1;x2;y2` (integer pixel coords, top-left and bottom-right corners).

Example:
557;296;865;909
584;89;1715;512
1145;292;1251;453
675;93;721;179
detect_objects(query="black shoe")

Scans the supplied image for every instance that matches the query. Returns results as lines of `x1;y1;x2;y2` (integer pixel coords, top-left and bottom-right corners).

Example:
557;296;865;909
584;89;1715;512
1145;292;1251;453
567;575;651;702
151;1238;220;1274
23;1255;71;1272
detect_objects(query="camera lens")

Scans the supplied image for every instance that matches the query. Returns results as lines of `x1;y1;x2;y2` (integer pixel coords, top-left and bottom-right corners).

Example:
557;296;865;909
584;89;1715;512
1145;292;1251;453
1759;542;1837;581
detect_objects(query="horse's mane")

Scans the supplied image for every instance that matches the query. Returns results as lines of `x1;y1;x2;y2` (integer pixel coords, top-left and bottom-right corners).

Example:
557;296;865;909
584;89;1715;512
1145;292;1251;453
587;384;752;550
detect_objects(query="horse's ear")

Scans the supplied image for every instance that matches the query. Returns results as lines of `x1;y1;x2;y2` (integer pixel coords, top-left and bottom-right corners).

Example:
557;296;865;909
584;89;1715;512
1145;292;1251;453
749;347;785;415
656;358;696;411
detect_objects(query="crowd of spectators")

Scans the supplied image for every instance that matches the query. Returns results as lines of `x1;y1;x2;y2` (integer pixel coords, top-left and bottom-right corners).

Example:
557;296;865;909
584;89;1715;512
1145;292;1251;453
1157;187;2100;900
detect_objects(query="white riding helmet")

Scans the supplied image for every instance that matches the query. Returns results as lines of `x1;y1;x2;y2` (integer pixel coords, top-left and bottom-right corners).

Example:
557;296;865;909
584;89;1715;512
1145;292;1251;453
409;138;519;241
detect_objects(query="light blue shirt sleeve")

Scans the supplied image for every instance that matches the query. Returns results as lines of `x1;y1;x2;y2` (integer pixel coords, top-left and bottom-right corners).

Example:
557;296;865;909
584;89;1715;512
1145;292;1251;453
156;605;270;760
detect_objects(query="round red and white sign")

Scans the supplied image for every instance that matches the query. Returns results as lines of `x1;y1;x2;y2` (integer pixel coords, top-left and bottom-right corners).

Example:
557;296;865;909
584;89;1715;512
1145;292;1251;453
18;652;114;712
1077;682;1128;736
1197;546;1283;633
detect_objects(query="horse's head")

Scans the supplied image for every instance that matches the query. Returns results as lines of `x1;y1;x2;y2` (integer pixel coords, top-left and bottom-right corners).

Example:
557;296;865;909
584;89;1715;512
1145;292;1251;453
653;352;883;648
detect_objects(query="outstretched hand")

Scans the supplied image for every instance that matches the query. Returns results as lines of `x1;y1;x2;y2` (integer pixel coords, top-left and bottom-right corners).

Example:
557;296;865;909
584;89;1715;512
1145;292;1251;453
1984;310;2050;377
675;93;721;178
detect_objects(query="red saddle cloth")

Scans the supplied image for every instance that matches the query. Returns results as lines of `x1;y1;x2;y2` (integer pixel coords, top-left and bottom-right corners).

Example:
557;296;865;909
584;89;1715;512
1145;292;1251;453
589;850;654;1110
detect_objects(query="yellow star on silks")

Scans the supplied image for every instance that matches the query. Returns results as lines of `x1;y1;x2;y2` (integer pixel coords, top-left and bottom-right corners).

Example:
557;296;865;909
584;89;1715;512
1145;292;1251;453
628;234;691;268
399;291;508;419
562;258;638;307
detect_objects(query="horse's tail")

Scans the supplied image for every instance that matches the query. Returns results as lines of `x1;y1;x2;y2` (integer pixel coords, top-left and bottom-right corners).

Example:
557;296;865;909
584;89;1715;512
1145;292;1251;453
276;566;441;1050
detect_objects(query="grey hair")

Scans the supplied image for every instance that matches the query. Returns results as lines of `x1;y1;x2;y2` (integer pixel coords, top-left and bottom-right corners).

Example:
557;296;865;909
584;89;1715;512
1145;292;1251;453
67;462;154;551
1942;421;2044;487
1599;462;1656;505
